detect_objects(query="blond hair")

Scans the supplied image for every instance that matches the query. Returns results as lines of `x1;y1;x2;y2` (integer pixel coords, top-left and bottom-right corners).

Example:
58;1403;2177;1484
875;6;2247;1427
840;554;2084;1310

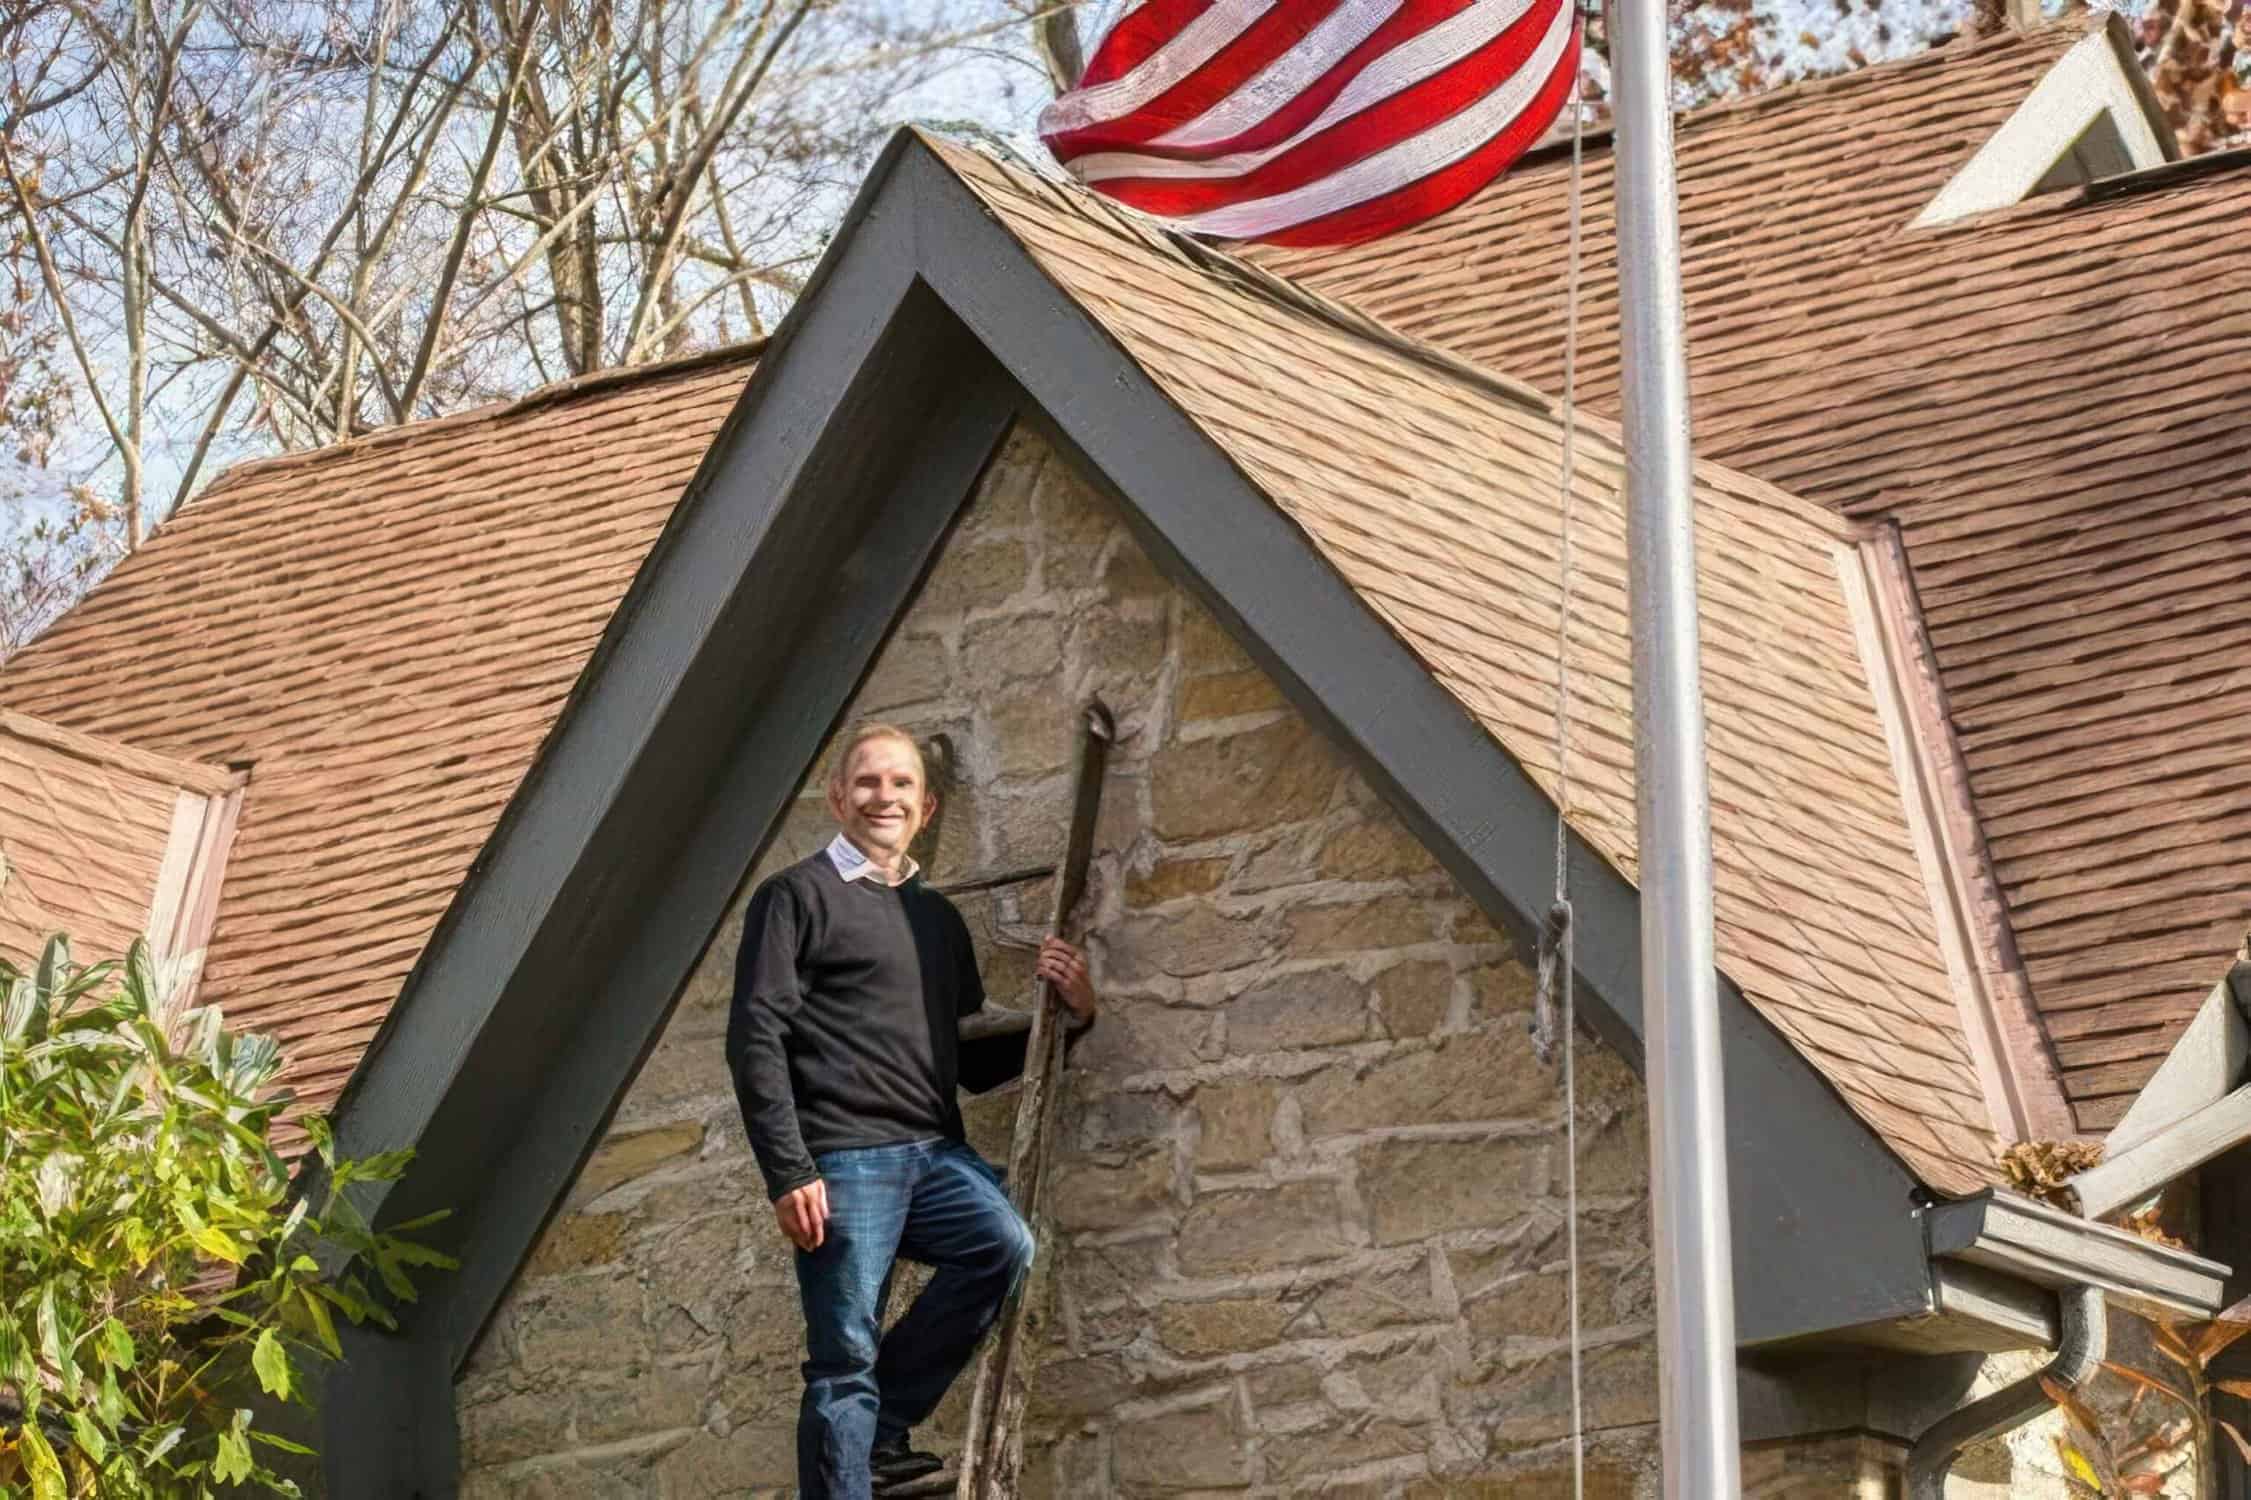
827;721;927;791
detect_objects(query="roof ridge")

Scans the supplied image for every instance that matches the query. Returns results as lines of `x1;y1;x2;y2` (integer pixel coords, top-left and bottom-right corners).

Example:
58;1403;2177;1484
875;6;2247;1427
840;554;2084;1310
927;134;1562;421
1670;15;2095;128
201;339;766;493
932;131;1858;548
1510;13;2092;170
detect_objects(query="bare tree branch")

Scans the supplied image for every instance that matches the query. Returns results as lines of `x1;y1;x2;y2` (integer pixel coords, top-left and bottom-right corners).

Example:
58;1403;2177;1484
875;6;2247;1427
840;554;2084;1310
398;5;539;415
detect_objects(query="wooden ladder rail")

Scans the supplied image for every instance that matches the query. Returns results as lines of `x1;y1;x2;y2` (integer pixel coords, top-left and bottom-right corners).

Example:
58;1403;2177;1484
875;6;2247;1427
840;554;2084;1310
952;699;1115;1500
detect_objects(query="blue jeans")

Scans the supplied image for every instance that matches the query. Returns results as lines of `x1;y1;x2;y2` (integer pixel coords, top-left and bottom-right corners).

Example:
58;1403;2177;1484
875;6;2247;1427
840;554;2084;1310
793;1138;1034;1500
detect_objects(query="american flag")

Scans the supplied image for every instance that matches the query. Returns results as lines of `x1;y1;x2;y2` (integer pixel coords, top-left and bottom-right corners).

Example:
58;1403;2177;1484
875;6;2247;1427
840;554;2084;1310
1038;0;1583;247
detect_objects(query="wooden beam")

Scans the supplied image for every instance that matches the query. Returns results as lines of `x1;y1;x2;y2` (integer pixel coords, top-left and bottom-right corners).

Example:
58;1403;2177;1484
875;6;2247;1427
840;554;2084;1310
2076;1081;2251;1221
2107;965;2251;1158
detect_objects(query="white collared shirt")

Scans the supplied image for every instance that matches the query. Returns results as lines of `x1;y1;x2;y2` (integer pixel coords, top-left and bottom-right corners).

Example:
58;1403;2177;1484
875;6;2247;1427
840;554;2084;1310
824;831;919;888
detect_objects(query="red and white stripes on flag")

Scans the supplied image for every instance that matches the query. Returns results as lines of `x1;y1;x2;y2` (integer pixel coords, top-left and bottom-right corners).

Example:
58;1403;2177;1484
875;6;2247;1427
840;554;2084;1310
1038;0;1583;247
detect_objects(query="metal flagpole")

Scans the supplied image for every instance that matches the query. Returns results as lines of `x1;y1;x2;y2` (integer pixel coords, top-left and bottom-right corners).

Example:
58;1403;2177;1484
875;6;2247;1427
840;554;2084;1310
1607;0;1743;1491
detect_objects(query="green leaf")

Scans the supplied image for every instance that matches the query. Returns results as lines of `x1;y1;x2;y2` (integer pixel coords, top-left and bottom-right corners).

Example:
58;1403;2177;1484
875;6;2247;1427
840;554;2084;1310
123;938;157;1017
299;1286;341;1361
33;1150;77;1217
68;1406;109;1463
249;1430;315;1456
99;1315;135;1369
0;1310;25;1386
36;1283;77;1395
252;1327;293;1400
213;1425;254;1485
1;929;456;1490
34;933;68;1008
5;973;42;1044
228;1032;282;1098
20;1417;67;1500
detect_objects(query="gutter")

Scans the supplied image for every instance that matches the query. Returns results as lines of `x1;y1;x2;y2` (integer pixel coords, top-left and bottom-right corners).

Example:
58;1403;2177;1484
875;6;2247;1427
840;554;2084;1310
1906;1284;2106;1500
1906;1190;2230;1491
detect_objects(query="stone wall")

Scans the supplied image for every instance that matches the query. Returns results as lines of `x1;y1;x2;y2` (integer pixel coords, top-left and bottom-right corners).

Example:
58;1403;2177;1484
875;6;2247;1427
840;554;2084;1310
450;425;2060;1497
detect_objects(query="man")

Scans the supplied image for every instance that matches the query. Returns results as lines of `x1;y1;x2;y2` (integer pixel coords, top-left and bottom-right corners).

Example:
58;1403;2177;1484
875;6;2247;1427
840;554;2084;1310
726;722;1097;1500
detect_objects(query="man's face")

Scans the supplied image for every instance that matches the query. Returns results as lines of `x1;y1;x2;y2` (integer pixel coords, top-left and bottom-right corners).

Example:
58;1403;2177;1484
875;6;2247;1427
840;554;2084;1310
827;735;930;865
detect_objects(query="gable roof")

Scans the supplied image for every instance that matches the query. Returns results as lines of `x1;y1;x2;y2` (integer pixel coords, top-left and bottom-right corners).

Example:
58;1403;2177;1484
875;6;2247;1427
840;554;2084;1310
1253;15;2251;1131
0;57;2049;1199
306;133;1952;1442
0;709;239;988
932;137;1996;1191
0;350;759;1123
299;126;1988;1484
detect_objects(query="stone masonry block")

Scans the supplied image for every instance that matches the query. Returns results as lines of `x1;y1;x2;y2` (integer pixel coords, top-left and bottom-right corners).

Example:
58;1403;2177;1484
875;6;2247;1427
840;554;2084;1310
1179;601;1255;676
1071;998;1220;1076
1177;668;1284;724
457;1387;573;1468
1112;1398;1253;1491
523;1212;629;1278
990;691;1082;778
576;1121;705;1203
1464;1338;1658;1443
1224;967;1368;1055
856;631;952;712
963;612;1065;687
1150;718;1340;841
1468;956;1538;1020
1285;1258;1439;1339
1127;856;1231;907
1049;1143;1176;1233
515;1272;650;1372
1317;814;1442;882
1260;1417;1427;1485
1194;1080;1278;1172
1299;1029;1553;1139
1376;959;1454;1038
1177;1181;1351;1275
572;1361;713;1448
1358;1137;1548;1246
1283;893;1441;956
913;538;1029;619
1155;1293;1296;1358
1104;905;1274;983
651;1423;798;1495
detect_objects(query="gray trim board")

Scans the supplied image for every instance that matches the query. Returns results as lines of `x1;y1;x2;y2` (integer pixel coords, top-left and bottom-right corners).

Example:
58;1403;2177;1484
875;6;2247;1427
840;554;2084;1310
316;130;1955;1492
1925;1190;2230;1318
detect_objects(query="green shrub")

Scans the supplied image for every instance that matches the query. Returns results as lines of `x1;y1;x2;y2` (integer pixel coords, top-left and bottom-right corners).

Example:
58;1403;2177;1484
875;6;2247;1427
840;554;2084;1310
0;936;453;1497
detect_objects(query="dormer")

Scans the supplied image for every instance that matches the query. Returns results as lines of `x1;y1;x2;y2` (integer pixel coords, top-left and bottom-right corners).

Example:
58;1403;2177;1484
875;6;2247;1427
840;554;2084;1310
1914;14;2177;225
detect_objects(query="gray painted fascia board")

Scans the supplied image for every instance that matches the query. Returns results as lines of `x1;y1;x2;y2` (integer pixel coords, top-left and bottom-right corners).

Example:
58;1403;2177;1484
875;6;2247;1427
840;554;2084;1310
1925;1189;2230;1318
318;132;934;1185
319;130;1957;1484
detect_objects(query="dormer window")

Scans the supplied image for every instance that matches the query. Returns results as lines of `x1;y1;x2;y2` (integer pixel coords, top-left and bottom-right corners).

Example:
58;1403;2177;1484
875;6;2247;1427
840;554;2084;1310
1914;17;2175;225
2031;108;2138;193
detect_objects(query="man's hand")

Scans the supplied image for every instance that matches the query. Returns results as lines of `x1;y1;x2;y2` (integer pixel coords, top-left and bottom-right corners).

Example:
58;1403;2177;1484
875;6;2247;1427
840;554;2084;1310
1038;938;1098;1021
775;1179;829;1252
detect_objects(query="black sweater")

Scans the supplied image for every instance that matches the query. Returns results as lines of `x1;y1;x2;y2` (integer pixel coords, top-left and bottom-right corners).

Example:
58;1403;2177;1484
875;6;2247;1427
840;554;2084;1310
725;853;1026;1201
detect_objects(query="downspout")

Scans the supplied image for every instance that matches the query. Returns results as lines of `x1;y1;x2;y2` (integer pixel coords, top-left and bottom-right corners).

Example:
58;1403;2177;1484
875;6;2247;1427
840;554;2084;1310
1905;1284;2107;1500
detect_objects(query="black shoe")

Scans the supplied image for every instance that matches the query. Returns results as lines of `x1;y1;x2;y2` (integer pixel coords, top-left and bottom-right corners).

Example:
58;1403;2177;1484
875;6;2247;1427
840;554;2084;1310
872;1434;945;1491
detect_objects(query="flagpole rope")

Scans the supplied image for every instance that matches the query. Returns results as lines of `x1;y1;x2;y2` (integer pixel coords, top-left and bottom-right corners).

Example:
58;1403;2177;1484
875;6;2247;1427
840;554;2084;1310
1547;20;1593;1500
